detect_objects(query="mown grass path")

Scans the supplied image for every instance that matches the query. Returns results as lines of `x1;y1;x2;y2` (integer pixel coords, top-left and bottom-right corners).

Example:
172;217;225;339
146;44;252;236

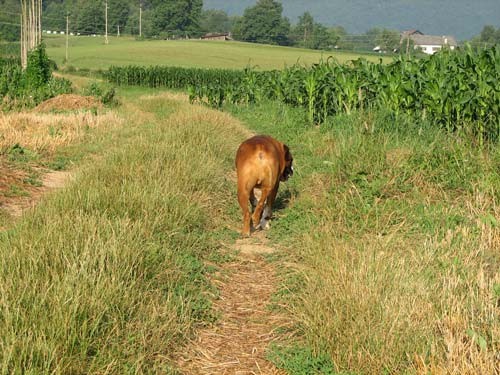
177;233;288;374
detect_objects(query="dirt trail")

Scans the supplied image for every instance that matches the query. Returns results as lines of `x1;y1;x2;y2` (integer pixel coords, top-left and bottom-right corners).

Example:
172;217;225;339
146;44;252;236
1;170;72;221
177;232;288;375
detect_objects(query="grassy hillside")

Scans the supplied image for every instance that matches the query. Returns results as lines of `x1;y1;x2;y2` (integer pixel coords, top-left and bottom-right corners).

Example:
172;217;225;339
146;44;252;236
44;35;389;71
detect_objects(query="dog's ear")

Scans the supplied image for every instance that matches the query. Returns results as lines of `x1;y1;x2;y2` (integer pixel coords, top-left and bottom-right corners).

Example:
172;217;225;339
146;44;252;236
283;144;293;163
280;144;294;181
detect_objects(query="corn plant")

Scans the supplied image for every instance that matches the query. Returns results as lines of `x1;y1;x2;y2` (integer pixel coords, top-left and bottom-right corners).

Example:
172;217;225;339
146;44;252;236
105;46;500;142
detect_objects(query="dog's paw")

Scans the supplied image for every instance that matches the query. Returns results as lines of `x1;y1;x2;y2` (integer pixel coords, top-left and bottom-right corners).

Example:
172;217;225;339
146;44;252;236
259;218;270;230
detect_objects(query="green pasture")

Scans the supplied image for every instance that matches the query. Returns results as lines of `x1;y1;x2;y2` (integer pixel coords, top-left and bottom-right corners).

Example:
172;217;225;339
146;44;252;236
44;34;389;71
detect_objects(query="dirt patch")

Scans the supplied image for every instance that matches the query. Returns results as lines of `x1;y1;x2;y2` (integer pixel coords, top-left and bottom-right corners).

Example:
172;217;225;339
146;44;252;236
42;170;71;189
234;237;276;256
0;159;27;193
176;233;289;374
0;161;72;226
34;94;102;112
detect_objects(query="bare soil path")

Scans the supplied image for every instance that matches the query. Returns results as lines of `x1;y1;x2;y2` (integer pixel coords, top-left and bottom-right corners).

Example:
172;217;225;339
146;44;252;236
176;232;289;375
0;169;72;227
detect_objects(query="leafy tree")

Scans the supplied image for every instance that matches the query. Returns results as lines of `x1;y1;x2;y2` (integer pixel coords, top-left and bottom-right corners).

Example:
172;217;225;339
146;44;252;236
328;26;346;48
290;12;334;50
290;12;314;47
0;0;20;41
311;23;331;50
150;0;202;38
479;25;500;45
480;25;496;43
42;1;67;31
233;0;290;45
76;1;105;35
200;9;232;33
366;27;400;52
107;0;132;35
125;3;140;35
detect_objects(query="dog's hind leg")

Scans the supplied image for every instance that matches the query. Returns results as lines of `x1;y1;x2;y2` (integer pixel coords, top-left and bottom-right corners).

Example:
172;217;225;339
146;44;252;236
259;205;271;230
252;187;271;230
249;189;258;212
238;187;252;236
259;184;278;230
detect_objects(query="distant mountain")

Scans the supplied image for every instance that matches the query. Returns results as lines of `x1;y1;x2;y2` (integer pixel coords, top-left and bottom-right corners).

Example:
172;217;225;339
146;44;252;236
203;0;500;40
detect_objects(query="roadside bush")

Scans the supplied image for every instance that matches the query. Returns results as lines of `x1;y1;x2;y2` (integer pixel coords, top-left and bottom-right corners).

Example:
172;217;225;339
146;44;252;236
0;43;72;110
82;82;118;106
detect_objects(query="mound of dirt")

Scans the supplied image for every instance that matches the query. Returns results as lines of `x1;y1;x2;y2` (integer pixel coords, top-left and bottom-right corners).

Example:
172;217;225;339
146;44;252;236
35;94;102;112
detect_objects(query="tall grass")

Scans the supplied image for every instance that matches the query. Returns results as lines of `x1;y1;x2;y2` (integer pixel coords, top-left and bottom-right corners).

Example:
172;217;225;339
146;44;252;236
0;111;121;155
0;93;248;373
230;102;500;374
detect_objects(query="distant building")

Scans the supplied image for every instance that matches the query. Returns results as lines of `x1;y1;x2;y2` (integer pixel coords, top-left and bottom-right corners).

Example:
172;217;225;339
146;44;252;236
201;32;232;41
401;30;457;55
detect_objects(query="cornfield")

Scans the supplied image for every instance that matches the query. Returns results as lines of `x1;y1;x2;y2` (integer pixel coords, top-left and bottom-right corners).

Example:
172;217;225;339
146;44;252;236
105;46;500;141
105;65;246;90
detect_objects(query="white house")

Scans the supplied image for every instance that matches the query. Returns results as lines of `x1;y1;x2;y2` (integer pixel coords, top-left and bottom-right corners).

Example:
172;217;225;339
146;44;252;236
401;30;458;55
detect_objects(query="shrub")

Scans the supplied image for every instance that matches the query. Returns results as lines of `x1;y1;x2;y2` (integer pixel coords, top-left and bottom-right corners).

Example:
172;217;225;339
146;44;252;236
0;43;72;110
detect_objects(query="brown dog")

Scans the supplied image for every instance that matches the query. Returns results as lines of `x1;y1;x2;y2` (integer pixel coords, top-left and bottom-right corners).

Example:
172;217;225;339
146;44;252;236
235;135;293;236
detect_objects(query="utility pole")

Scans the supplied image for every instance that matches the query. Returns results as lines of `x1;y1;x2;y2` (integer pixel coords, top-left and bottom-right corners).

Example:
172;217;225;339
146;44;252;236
139;1;142;37
20;0;42;69
117;25;120;37
37;0;41;43
65;13;69;62
20;11;25;68
105;0;109;44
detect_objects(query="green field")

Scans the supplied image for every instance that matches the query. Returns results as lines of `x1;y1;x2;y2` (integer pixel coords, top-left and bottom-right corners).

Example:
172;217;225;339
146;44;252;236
44;35;389;70
1;39;498;374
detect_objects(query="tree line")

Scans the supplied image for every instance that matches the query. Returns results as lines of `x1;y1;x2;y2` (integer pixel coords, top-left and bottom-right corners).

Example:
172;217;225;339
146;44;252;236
1;0;498;51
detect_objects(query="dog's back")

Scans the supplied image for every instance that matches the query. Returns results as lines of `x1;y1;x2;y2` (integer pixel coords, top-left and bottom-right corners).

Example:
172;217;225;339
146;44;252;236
235;135;292;236
236;135;281;189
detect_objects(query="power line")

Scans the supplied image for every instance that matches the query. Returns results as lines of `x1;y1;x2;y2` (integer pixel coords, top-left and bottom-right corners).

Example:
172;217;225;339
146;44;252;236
2;10;64;22
0;21;22;27
3;8;497;48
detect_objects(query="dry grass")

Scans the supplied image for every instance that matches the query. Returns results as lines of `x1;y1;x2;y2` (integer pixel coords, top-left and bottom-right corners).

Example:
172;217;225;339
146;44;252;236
34;94;102;112
287;148;500;373
0;110;122;154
